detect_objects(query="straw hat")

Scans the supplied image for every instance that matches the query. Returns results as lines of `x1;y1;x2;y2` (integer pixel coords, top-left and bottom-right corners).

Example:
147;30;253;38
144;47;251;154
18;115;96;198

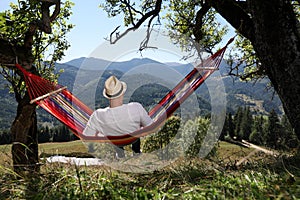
103;75;127;99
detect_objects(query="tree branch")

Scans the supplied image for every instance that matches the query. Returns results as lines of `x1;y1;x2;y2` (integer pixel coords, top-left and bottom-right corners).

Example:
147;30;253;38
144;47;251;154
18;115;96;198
208;0;255;41
120;0;141;27
0;39;29;66
109;0;162;45
139;25;158;51
235;0;249;11
1;0;61;68
24;0;60;51
193;3;211;43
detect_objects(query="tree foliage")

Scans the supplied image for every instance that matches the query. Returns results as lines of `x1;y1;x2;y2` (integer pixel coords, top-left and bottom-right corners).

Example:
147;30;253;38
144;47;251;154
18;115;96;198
165;2;228;58
143;115;217;159
249;116;266;145
0;0;74;98
221;107;299;151
143;116;181;159
182;117;215;157
265;109;282;149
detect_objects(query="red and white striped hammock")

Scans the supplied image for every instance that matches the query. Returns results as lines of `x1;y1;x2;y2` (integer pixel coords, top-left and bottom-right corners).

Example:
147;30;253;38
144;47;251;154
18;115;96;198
15;38;234;146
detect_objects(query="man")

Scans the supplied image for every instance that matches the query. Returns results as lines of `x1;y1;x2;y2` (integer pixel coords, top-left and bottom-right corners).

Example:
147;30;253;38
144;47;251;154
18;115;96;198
83;75;153;158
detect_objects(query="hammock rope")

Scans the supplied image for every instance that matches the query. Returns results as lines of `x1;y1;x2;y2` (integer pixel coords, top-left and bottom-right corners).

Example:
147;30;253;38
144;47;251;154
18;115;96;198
15;38;234;146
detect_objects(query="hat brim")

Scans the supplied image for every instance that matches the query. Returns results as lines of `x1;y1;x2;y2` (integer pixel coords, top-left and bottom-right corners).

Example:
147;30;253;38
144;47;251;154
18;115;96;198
103;81;127;99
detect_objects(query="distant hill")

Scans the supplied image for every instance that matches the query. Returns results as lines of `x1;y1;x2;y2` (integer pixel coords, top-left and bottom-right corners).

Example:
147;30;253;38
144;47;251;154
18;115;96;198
0;57;283;130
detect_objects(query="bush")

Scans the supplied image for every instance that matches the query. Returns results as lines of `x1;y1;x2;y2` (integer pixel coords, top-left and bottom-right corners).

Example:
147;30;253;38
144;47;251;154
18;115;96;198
180;117;217;158
143;116;218;159
143;116;181;160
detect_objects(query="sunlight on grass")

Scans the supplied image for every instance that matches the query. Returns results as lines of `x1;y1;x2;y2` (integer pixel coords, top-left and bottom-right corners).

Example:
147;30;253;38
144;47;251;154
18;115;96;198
39;140;88;156
0;141;299;199
0;141;88;166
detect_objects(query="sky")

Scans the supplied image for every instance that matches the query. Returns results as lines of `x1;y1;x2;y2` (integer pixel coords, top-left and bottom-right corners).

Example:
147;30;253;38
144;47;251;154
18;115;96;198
0;0;234;64
1;0;123;62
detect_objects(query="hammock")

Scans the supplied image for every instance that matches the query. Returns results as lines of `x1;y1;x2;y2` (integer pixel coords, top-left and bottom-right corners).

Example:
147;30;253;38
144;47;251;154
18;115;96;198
15;38;234;146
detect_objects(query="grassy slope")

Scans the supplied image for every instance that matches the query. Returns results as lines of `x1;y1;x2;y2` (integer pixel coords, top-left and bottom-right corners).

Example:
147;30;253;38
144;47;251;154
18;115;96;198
0;140;87;166
0;141;299;199
0;141;253;166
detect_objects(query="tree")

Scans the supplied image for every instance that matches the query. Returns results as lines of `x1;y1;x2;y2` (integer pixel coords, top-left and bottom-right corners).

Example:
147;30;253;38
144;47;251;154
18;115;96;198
233;107;243;140
0;0;73;173
181;117;215;158
219;114;228;141
265;109;282;149
240;106;252;140
100;1;300;146
0;130;11;145
280;115;299;149
220;112;234;140
227;112;235;139
38;125;51;143
249;116;265;145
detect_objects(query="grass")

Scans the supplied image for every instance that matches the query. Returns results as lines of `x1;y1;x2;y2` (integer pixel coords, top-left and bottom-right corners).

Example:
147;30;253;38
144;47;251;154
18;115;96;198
39;140;89;158
0;140;88;166
0;141;299;199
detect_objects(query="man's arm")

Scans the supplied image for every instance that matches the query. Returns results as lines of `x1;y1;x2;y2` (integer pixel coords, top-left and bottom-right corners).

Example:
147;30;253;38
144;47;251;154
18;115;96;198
137;103;153;127
83;112;104;136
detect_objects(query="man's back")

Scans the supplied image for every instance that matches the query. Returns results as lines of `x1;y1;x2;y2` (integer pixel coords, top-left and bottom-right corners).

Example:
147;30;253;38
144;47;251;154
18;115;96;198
84;102;152;136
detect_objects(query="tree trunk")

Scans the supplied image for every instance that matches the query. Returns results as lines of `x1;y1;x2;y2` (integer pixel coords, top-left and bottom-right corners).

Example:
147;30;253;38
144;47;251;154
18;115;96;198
11;94;39;174
248;0;300;141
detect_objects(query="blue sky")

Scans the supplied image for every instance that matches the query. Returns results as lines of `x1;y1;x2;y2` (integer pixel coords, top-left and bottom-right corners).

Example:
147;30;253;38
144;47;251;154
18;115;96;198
1;0;234;64
1;0;179;63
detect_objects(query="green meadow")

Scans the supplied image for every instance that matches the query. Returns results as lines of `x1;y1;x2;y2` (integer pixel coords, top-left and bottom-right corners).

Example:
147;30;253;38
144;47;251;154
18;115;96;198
0;141;299;199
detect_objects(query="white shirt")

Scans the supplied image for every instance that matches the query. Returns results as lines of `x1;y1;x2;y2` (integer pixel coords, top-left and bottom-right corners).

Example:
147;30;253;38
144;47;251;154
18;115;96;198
83;102;153;137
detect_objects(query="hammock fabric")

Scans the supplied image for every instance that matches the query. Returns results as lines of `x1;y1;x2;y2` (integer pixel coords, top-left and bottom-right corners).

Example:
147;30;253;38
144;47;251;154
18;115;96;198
15;38;234;146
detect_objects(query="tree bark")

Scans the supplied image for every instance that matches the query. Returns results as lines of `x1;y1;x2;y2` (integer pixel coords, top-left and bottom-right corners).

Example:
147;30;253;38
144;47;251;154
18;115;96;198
248;0;300;141
211;0;300;141
11;94;39;174
0;39;32;64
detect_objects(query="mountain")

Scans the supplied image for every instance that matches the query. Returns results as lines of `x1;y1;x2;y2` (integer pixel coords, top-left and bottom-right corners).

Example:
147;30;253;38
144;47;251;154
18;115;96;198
0;78;16;129
62;57;162;72
58;57;283;116
0;57;283;130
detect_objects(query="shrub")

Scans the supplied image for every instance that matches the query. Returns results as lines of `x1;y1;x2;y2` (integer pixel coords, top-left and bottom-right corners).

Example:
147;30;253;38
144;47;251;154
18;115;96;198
143;116;181;159
180;117;217;158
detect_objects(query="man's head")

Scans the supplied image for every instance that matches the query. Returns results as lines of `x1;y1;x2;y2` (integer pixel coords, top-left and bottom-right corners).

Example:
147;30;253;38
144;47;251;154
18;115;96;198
103;75;127;100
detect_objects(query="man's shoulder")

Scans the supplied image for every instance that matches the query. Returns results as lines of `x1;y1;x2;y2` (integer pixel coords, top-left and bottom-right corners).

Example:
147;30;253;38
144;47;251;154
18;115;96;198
126;102;146;111
94;107;109;113
127;102;143;107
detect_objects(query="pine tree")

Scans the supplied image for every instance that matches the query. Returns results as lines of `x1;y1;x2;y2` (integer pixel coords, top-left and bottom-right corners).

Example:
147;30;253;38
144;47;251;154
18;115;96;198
266;109;282;149
281;115;299;149
221;112;235;141
249;116;265;145
38;125;51;143
220;114;228;141
227;112;235;139
233;107;243;140
240;107;253;140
